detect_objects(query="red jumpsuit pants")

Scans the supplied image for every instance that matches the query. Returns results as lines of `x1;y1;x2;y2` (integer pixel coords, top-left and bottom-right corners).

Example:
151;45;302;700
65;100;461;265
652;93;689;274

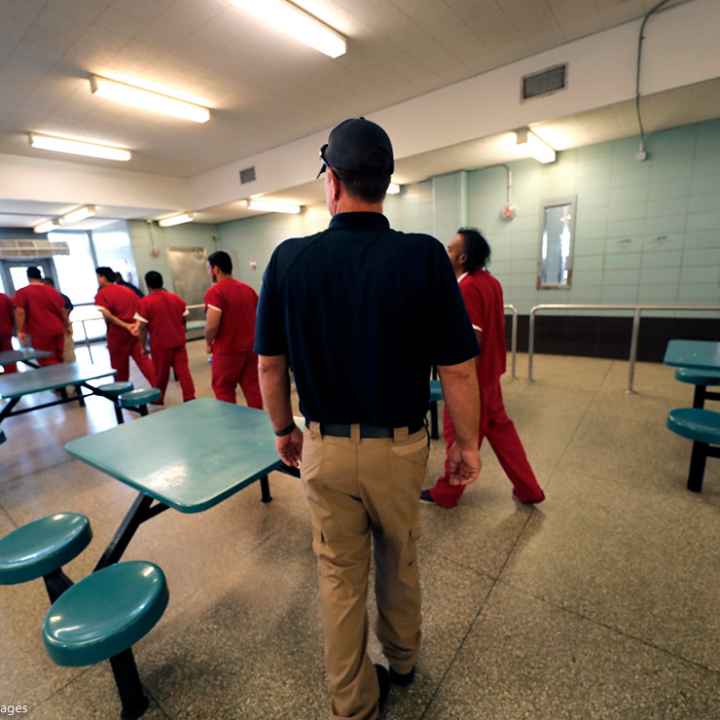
430;379;544;508
108;334;156;386
211;351;262;408
0;335;16;373
152;345;196;403
33;333;65;367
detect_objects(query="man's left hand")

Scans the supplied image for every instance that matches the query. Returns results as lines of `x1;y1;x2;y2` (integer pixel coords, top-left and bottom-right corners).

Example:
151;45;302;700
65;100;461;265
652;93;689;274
276;427;303;468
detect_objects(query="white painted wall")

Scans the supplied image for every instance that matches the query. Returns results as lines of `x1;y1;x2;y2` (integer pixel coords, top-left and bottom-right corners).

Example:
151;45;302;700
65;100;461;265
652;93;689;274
0;0;716;220
190;0;720;210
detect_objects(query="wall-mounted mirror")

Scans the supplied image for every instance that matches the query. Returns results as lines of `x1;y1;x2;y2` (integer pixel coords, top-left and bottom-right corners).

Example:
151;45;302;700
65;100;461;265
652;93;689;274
537;197;576;289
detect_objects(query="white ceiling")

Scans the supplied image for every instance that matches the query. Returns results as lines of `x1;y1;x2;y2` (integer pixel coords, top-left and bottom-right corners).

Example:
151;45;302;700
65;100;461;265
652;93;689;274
194;76;720;223
0;199;175;229
0;0;688;177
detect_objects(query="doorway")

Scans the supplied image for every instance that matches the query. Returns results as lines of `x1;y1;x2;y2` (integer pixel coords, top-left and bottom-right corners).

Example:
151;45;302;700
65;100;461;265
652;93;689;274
0;259;56;294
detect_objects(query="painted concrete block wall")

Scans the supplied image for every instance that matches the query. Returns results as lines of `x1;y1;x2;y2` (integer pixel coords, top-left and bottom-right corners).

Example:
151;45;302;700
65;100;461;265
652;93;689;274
468;120;720;317
128;220;218;295
217;206;329;291
211;119;720;319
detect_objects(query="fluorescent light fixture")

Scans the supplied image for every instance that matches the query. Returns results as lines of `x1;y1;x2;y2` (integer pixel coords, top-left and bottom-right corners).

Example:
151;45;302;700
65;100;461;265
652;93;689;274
515;128;556;164
231;0;347;58
29;133;132;161
387;182;401;195
158;213;195;227
247;197;302;215
59;205;96;226
33;220;59;234
90;76;211;123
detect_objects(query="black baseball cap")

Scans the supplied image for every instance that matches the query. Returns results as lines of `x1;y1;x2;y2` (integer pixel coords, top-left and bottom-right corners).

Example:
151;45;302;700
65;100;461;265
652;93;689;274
318;117;394;179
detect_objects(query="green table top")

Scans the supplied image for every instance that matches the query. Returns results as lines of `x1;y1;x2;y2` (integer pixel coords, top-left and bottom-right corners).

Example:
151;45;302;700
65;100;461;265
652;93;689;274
0;349;53;366
0;362;116;400
664;340;720;371
65;398;284;513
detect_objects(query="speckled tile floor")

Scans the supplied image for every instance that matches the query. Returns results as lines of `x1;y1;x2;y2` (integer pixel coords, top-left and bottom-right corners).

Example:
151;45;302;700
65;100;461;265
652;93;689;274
2;344;719;719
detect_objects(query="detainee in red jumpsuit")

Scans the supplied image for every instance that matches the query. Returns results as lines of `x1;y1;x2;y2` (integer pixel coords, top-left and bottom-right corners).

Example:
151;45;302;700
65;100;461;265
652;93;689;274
95;267;156;385
135;271;196;403
204;251;262;408
424;228;545;508
0;292;16;373
14;269;68;366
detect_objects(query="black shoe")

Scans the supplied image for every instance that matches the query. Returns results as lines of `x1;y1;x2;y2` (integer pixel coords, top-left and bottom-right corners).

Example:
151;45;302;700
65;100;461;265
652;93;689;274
390;666;416;687
420;489;435;504
375;664;391;711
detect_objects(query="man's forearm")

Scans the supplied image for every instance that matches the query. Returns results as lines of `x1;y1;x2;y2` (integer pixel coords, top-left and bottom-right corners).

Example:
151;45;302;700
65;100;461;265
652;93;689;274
258;357;294;432
14;308;25;334
438;359;480;449
98;307;129;330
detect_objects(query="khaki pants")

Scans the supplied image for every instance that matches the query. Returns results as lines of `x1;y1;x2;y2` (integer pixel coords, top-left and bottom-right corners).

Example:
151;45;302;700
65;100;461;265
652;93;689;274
302;423;429;720
63;331;76;364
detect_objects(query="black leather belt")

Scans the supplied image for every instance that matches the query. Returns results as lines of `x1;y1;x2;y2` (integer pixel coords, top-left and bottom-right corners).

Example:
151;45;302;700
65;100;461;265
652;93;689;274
315;421;425;439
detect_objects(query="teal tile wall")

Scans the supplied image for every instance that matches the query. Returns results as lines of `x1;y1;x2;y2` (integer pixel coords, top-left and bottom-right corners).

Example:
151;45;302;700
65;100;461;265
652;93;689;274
213;119;720;318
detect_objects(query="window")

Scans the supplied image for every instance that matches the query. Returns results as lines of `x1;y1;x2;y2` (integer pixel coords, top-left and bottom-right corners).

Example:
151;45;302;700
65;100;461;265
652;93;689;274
92;222;139;288
49;231;97;305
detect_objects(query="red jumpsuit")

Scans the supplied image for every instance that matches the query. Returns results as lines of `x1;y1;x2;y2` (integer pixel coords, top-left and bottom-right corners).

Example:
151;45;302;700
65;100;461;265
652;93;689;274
0;292;16;373
204;277;262;408
429;270;545;507
95;284;156;385
137;289;196;403
13;282;66;366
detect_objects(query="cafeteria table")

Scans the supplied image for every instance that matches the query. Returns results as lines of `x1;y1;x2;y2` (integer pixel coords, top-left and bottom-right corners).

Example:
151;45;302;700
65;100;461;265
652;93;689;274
65;398;300;571
0;361;116;426
0;348;53;369
664;340;720;371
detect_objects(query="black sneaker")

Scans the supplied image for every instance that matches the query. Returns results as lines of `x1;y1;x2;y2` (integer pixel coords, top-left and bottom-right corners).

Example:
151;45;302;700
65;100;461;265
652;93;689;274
419;489;435;504
375;664;391;711
390;666;416;687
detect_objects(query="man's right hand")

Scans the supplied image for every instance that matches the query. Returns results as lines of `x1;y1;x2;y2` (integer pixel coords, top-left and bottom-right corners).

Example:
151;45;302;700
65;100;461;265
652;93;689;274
447;443;481;486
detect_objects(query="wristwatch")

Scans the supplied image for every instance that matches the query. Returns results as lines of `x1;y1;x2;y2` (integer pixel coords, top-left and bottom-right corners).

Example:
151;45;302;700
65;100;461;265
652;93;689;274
275;422;297;437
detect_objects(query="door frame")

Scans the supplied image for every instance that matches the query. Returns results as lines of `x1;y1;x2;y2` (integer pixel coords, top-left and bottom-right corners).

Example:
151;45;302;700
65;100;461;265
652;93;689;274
0;258;57;294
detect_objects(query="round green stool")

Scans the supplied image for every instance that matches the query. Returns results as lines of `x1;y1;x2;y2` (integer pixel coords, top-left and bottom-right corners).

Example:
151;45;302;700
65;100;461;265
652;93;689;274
428;379;443;440
43;561;168;719
0;513;91;601
98;382;135;424
675;368;720;410
667;408;720;493
120;389;162;417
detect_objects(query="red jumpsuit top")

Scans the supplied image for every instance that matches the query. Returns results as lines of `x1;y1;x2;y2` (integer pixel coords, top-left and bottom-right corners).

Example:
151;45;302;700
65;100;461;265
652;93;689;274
204;278;258;355
458;269;506;387
95;284;141;345
0;293;14;338
14;283;66;339
137;290;188;352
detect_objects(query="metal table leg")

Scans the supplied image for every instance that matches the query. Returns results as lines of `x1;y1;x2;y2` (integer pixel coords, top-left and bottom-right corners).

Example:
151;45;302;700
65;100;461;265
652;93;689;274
95;493;169;571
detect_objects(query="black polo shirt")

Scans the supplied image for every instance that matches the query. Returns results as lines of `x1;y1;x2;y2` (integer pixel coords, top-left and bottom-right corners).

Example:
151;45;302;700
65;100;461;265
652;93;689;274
255;212;477;427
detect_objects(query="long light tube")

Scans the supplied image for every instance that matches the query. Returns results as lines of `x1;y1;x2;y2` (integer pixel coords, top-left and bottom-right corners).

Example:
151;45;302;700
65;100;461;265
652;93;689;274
247;197;302;214
33;220;59;234
515;128;556;164
231;0;347;58
158;213;195;227
29;133;132;161
90;76;211;123
59;205;96;225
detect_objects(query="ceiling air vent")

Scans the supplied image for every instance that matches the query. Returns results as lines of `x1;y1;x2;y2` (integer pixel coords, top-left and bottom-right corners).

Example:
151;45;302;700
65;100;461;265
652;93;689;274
0;239;69;259
239;166;256;184
522;64;567;100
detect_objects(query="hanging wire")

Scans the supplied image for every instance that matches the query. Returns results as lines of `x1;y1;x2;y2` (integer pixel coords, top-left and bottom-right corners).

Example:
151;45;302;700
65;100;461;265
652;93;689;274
635;0;674;149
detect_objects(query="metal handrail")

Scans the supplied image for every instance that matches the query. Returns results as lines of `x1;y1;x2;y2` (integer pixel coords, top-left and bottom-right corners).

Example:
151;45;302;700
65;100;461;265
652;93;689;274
504;304;518;380
527;303;720;392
